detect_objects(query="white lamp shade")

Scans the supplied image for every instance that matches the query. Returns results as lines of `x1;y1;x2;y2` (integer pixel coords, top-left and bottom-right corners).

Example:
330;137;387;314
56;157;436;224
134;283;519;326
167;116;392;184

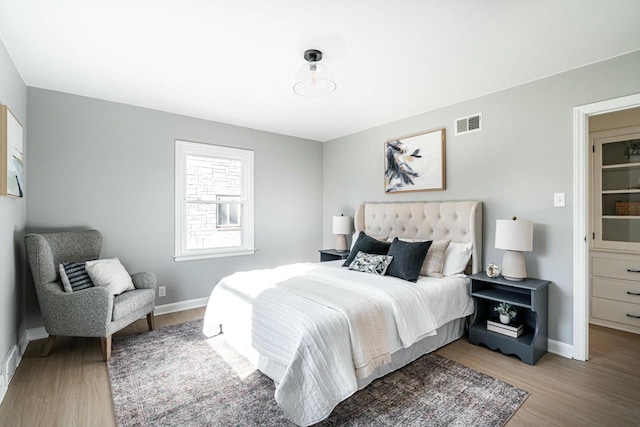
332;215;353;235
293;62;336;97
495;219;533;252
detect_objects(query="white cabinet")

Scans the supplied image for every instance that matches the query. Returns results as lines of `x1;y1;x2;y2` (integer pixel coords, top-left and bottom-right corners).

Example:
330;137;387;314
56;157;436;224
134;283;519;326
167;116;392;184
592;126;640;251
590;253;640;334
591;126;640;334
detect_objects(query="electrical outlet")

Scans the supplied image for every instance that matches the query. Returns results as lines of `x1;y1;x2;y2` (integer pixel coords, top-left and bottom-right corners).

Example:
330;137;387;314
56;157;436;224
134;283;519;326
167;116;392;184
158;286;166;297
554;192;566;207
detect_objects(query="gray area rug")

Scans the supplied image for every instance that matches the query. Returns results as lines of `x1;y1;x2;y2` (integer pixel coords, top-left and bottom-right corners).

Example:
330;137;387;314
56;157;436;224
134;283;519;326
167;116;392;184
108;320;528;426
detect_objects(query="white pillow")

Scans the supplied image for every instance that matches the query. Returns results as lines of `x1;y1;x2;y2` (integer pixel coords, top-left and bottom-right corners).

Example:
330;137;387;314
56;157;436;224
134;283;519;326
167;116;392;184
442;242;473;276
350;231;360;250
85;258;135;296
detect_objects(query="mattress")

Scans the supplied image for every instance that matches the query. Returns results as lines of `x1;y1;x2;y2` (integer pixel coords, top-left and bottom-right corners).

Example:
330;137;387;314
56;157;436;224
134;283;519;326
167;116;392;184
203;260;474;425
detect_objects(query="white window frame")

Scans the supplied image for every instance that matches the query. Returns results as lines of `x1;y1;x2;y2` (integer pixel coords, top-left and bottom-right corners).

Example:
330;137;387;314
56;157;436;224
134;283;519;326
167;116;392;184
174;140;255;261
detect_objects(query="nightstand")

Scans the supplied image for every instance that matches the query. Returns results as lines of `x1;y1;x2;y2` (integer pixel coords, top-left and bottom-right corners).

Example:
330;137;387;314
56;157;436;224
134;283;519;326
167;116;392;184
318;249;350;262
468;273;550;365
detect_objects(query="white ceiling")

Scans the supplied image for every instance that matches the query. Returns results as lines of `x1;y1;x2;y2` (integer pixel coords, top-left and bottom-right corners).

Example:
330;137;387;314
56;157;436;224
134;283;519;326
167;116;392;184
1;1;640;142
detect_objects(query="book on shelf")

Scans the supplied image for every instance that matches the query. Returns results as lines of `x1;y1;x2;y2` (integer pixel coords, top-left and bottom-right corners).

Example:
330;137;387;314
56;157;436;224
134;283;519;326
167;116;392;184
487;320;523;338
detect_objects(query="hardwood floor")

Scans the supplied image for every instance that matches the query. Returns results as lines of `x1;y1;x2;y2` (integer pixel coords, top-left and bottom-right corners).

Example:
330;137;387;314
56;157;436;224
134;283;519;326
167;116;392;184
437;325;640;426
0;310;638;426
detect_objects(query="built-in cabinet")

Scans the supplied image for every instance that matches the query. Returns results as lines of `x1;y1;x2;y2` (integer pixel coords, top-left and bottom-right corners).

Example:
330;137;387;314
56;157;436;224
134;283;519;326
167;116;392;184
591;125;640;334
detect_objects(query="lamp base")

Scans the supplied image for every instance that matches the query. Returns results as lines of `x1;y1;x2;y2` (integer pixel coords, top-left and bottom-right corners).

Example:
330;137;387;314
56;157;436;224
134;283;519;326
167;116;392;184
335;234;348;252
501;250;527;281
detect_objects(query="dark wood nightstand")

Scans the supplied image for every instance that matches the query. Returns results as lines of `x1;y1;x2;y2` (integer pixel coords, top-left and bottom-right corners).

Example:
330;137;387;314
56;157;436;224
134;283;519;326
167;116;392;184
468;272;550;365
318;249;350;262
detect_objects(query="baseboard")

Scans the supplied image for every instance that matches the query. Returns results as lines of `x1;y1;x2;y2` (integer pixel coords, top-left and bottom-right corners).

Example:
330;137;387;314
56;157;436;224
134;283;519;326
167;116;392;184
22;297;209;341
154;297;208;316
26;326;48;342
21;298;575;361
548;338;573;359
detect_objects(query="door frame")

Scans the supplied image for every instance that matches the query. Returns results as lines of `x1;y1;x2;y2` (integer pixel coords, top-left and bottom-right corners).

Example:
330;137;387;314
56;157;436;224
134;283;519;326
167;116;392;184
573;93;640;361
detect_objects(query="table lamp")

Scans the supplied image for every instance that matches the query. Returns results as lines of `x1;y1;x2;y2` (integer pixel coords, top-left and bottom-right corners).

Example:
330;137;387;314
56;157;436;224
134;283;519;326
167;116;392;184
332;214;353;252
495;217;533;281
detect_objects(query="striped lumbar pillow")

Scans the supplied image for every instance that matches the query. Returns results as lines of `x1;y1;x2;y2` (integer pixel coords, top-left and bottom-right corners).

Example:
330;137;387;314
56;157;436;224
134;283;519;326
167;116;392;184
59;262;94;293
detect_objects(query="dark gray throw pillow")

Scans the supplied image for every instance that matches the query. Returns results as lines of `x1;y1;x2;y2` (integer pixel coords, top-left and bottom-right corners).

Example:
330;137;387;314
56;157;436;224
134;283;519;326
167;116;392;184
342;231;391;267
385;238;432;282
59;261;94;293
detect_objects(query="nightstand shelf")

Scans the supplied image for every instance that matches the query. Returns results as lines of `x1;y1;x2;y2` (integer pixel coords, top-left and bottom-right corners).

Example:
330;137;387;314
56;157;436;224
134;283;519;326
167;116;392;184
318;249;350;262
468;273;550;365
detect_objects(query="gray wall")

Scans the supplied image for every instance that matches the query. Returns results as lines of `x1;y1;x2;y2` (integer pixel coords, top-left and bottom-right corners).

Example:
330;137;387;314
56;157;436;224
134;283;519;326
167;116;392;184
323;51;640;346
25;88;323;327
0;39;27;371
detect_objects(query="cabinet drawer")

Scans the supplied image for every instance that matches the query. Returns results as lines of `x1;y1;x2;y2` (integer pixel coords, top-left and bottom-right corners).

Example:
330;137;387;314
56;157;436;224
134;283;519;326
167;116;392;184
592;257;640;281
592;278;640;303
592;297;640;328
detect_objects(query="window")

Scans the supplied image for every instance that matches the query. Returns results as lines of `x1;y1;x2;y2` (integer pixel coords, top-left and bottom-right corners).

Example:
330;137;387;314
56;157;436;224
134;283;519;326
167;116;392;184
216;196;241;228
175;140;254;261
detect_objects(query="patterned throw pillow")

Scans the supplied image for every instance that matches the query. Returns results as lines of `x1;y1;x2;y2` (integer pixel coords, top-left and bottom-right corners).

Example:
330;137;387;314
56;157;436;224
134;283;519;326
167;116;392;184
421;239;451;277
59;262;94;293
348;251;394;275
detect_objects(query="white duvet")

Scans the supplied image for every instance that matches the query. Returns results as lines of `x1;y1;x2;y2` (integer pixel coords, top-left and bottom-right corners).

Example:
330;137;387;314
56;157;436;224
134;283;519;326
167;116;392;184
202;261;474;426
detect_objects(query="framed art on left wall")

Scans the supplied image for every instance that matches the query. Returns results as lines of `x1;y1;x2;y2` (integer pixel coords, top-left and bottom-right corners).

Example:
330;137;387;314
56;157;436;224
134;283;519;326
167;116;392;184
0;105;24;197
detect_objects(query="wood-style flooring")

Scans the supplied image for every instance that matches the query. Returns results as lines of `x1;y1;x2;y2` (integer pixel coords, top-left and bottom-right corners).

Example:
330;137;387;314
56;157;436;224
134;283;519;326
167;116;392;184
0;308;638;426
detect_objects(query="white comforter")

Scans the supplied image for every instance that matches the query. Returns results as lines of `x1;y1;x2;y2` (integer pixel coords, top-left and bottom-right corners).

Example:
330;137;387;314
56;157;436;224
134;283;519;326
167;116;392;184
202;262;474;426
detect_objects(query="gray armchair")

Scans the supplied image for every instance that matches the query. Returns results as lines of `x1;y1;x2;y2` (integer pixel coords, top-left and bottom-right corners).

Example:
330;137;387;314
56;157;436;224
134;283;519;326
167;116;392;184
25;229;156;361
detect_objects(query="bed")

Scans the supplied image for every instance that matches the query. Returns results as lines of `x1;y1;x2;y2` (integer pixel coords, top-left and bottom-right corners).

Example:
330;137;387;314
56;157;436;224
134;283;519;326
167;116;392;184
203;201;482;426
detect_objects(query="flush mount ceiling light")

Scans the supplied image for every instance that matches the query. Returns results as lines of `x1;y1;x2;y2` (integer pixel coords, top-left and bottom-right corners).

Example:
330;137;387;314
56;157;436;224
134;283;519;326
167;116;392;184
293;49;336;97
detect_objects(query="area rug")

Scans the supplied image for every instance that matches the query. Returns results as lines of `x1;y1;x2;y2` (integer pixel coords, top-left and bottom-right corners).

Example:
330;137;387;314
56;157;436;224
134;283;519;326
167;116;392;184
108;320;528;426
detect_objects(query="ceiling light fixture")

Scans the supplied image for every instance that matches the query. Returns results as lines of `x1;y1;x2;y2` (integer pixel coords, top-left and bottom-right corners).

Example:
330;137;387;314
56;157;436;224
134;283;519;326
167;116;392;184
293;49;336;97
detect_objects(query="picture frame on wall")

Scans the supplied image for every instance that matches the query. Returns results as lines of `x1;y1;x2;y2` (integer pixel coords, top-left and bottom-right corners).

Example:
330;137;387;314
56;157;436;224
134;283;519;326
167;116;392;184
1;105;25;198
384;128;446;193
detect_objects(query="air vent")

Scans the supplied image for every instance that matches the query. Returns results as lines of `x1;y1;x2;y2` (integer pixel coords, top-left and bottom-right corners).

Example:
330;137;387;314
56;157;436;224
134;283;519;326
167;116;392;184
454;113;482;135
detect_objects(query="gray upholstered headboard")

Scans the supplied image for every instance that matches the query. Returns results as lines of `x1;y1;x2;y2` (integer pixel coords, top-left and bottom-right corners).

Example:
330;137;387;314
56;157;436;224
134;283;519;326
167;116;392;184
354;201;483;274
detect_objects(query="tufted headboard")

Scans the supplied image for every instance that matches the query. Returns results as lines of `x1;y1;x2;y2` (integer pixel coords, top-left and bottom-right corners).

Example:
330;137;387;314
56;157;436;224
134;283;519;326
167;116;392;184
354;201;483;274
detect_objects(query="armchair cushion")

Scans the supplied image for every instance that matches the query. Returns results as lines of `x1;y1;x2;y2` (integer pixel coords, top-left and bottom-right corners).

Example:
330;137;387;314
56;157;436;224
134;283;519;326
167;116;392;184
59;261;94;293
86;258;135;296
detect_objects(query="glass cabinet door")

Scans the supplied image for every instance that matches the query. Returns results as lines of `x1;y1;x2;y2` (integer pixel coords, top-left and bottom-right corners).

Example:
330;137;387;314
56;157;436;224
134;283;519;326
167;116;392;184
594;129;640;250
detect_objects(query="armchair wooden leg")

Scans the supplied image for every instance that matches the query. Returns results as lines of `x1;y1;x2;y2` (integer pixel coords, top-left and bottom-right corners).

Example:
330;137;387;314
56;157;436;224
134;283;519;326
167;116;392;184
101;335;112;362
41;335;56;357
147;312;155;331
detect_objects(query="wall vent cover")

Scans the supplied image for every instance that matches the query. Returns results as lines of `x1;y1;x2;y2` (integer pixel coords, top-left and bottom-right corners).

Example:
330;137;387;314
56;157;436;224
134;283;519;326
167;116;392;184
455;113;482;135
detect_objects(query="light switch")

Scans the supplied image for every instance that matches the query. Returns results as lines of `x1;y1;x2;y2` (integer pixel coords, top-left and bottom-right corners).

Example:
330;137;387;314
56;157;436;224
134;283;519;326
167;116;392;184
554;192;566;207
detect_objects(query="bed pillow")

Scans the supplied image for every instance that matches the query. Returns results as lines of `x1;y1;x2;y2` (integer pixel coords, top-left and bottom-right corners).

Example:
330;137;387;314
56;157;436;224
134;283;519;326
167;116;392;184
421;239;451;277
85;258;135;296
348;251;394;275
59;261;94;293
385;238;432;282
350;231;359;250
442;242;473;276
342;232;391;266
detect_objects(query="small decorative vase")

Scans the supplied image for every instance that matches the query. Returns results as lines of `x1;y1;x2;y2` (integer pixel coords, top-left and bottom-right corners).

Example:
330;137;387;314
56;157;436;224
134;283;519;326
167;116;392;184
499;314;511;325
